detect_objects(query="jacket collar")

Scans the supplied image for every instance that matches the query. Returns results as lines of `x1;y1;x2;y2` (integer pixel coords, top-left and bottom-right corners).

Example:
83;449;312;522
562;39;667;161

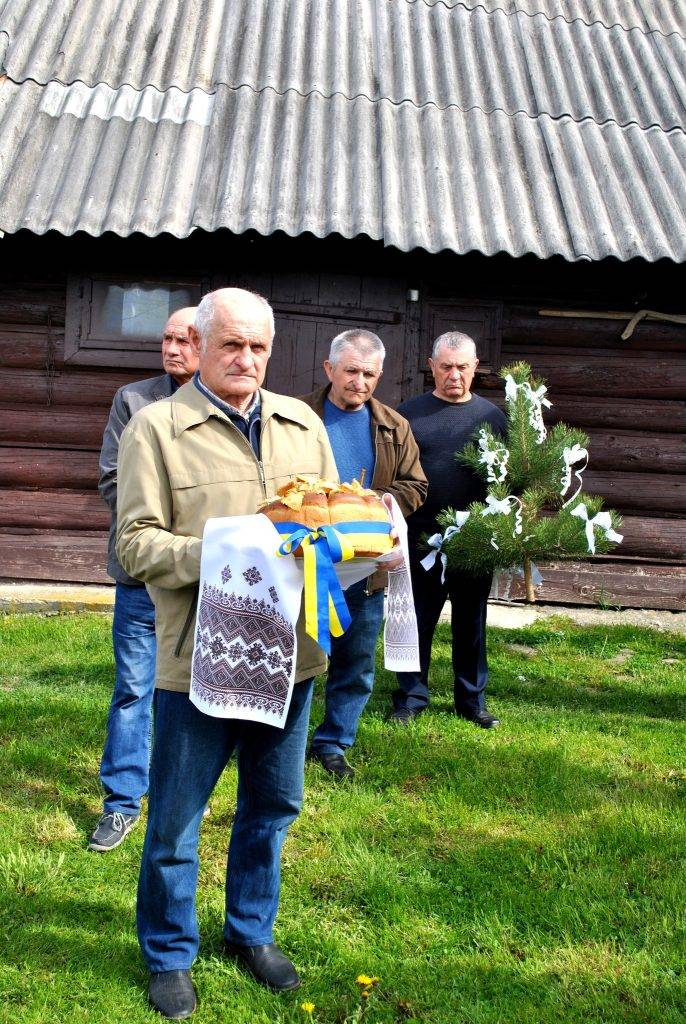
171;381;311;438
151;373;176;402
309;383;397;429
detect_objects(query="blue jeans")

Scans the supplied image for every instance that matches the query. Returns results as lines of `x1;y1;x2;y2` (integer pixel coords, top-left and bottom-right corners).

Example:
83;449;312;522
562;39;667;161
311;579;385;756
100;582;157;817
137;680;314;973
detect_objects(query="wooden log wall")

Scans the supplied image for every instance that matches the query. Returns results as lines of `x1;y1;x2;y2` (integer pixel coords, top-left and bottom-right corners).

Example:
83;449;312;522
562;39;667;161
0;278;136;584
476;306;686;609
0;245;684;611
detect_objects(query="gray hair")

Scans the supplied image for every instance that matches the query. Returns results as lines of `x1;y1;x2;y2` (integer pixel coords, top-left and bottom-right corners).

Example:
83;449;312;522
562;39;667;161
195;288;275;351
328;329;385;367
431;331;477;361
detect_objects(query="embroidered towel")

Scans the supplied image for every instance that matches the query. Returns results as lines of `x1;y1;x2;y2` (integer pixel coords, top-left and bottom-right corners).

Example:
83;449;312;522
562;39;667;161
190;514;304;728
382;494;420;672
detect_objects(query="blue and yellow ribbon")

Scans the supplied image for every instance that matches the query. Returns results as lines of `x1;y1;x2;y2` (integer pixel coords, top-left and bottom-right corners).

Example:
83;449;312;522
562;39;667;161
275;520;392;654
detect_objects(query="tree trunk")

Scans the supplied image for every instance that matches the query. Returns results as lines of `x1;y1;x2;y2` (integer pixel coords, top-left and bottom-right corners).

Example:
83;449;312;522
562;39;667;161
523;556;536;603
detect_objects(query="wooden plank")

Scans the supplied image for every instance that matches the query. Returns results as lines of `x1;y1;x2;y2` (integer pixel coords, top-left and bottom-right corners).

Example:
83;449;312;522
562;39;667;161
0;489;109;530
583;471;686;513
0;367;158;407
491;560;686;611
0;406;107;448
584;429;686;474
618;516;686;560
475;392;686;433
503;308;686;352
0;448;100;489
480;354;686;398
0;329;63;369
0;528;110;584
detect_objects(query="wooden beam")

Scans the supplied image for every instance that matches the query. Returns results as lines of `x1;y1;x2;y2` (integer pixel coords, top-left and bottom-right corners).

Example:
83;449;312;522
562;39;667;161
0;489;109;530
0;406;107;448
492;560;686;611
0;528;110;584
0;448;100;489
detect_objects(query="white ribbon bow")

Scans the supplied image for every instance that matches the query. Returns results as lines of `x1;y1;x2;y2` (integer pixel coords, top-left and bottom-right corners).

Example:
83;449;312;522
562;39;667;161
420;513;470;582
477;428;509;483
504;374;552;443
570;503;623;555
481;494;523;549
560;443;589;506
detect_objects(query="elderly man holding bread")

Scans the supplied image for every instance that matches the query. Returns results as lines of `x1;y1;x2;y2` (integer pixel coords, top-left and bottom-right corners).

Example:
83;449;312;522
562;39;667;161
116;288;336;1019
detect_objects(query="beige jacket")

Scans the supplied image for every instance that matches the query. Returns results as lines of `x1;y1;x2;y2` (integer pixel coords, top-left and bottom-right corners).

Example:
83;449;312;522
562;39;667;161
116;381;337;692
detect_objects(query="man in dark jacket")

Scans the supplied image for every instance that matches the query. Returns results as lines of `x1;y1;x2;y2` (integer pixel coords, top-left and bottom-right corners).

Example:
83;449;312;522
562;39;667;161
88;307;198;852
392;331;507;728
300;329;427;778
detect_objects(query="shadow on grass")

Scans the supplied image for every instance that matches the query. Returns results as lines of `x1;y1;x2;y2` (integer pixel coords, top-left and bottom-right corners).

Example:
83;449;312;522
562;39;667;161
0;891;144;984
374;645;685;721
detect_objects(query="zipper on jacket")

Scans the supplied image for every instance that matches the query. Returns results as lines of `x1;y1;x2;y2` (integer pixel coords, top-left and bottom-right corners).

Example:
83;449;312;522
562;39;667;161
175;585;199;657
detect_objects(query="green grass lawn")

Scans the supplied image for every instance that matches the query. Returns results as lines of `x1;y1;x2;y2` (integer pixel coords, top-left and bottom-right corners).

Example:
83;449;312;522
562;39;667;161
0;613;684;1024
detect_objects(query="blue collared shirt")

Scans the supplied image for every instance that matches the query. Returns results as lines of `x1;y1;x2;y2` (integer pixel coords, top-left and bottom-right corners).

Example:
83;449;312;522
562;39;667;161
193;372;261;457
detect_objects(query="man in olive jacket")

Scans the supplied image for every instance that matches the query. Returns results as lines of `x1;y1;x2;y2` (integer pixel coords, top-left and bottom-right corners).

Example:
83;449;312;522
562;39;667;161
116;288;337;1019
300;329;427;779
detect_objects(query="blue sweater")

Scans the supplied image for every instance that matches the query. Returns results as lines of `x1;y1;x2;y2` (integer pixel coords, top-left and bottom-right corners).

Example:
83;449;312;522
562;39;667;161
323;398;376;486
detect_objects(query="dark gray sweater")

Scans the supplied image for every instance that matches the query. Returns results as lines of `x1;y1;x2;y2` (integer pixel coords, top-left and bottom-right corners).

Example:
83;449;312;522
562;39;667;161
397;392;507;538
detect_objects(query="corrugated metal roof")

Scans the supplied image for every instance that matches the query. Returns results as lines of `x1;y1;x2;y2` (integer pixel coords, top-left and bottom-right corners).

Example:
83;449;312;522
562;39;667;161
2;76;684;261
1;0;685;132
0;0;685;261
414;1;686;37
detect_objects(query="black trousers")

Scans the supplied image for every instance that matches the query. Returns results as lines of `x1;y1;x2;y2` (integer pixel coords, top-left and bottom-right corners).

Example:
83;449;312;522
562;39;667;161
394;548;492;714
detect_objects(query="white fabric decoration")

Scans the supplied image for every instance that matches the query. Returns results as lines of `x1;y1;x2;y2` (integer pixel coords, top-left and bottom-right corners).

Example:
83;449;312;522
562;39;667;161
477;428;509;483
481;494;523;550
560;443;589;506
420;512;471;583
504;374;552;443
570;503;623;555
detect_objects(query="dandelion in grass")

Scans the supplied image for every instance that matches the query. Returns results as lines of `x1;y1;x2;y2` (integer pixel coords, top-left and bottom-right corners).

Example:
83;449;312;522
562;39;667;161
356;974;380;999
300;1001;315;1021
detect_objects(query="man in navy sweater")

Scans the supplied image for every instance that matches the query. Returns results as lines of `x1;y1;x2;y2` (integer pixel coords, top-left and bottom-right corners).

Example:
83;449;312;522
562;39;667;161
392;332;507;728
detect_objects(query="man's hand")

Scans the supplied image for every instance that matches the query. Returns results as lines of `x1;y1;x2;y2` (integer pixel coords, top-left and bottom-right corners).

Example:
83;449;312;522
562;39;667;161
377;493;405;569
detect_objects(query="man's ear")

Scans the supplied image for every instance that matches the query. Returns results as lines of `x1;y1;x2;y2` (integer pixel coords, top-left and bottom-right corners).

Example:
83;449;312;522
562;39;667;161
323;360;334;383
188;324;201;355
428;357;435;375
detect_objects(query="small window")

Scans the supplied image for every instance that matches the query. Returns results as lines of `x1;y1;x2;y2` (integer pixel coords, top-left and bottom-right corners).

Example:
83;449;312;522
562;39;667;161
65;273;207;368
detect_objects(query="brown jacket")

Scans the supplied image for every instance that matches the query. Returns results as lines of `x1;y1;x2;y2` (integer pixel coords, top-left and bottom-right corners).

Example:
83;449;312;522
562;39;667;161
299;385;428;590
116;381;337;692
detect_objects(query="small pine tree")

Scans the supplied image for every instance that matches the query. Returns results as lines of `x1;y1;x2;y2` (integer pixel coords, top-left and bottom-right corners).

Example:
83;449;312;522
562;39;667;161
434;362;623;602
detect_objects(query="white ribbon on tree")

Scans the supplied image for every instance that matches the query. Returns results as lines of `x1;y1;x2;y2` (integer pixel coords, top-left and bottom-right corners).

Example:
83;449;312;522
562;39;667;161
481;494;523;549
420;512;470;582
570;503;623;555
560;443;589;506
504;374;552;443
477;428;509;483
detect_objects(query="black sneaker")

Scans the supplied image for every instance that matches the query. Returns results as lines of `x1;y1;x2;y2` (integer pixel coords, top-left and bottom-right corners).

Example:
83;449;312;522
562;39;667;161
308;748;355;780
88;811;138;852
455;708;501;729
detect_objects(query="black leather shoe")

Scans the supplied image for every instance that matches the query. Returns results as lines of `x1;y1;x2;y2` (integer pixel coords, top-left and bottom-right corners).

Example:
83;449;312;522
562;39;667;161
456;708;501;729
308;749;355;779
148;970;197;1019
223;941;301;992
388;707;424;725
